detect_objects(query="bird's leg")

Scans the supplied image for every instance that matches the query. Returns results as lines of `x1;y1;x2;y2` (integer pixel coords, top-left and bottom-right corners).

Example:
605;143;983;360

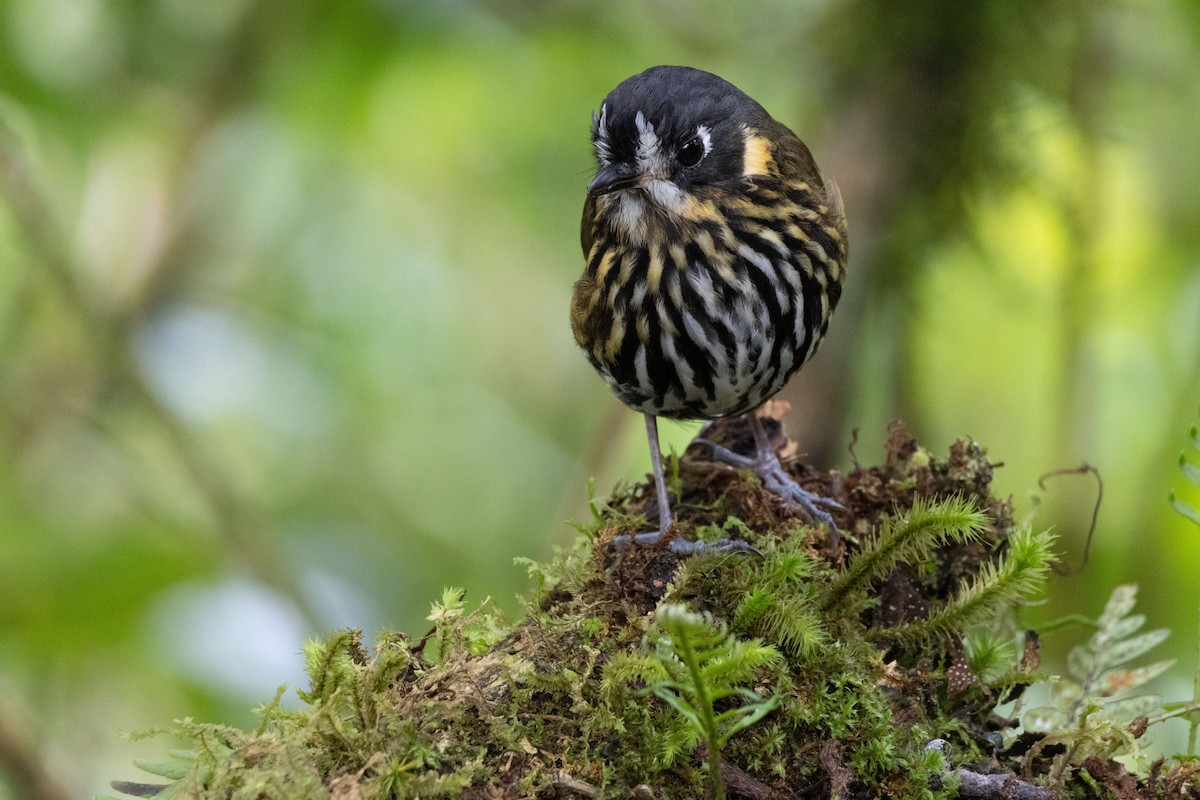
645;412;673;536
699;413;843;543
609;414;759;555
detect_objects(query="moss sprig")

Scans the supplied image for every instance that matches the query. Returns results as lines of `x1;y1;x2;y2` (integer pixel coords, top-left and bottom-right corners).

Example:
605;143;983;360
882;526;1056;645
822;495;989;613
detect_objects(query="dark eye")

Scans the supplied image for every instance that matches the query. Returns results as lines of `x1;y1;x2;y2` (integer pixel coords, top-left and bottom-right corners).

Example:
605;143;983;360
677;137;704;168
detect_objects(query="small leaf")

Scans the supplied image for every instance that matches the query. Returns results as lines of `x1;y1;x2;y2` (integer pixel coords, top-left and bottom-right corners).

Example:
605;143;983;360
1022;707;1069;732
1050;677;1083;711
1181;455;1200;487
131;760;190;781
1098;584;1138;626
1091;606;1146;651
1096;628;1170;668
707;686;746;703
1094;660;1176;697
1067;645;1095;681
1170;493;1200;527
1105;614;1146;642
1103;693;1163;722
652;688;702;729
109;780;179;799
717;694;779;745
1190;423;1199;452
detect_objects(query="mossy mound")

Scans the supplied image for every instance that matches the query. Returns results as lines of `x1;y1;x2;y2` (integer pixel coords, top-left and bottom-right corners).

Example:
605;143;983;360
109;412;1197;800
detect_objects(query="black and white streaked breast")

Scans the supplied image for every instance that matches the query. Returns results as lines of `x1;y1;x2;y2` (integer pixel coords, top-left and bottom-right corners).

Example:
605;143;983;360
575;199;839;420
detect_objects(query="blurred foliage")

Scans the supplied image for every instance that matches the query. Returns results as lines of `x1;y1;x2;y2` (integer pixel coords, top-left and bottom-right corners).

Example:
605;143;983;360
0;1;1198;797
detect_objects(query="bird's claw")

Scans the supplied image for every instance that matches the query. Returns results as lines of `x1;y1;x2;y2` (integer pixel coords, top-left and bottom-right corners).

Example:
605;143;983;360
694;439;844;533
691;437;753;468
670;537;763;556
609;531;762;557
756;463;844;528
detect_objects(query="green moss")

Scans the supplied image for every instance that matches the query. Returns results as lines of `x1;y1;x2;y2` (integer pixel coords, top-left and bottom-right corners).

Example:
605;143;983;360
107;421;1120;799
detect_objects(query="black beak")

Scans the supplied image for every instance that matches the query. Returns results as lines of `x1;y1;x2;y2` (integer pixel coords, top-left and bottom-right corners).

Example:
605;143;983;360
587;163;639;196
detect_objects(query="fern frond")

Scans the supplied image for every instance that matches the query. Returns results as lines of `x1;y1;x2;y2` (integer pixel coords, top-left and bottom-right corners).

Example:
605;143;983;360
1170;412;1200;756
1021;582;1175;742
1168;492;1200;527
698;638;782;689
1171;418;1200;528
1181;452;1200;488
640;604;781;800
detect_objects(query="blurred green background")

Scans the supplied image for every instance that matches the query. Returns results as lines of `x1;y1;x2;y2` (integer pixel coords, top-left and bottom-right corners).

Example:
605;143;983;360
1;1;1199;797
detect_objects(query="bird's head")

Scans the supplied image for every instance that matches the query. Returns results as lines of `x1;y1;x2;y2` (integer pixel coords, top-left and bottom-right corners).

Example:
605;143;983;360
588;66;788;228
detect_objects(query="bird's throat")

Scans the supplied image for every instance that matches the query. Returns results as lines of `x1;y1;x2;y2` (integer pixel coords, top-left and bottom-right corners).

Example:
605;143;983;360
603;183;719;244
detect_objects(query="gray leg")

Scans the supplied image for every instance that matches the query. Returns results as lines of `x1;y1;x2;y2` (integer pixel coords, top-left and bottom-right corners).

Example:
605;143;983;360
645;413;673;535
608;414;760;556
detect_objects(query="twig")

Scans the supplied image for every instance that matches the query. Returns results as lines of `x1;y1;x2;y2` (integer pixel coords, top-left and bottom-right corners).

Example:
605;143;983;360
721;758;773;800
954;768;1053;800
927;740;1052;800
549;770;599;798
1036;464;1102;576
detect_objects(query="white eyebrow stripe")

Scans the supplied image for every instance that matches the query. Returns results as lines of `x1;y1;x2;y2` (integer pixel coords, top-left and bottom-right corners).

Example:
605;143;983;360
635;110;662;171
696;124;712;156
635;110;653;140
594;102;613;163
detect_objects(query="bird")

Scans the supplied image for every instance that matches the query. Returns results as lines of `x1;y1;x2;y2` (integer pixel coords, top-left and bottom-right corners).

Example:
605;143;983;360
570;65;848;552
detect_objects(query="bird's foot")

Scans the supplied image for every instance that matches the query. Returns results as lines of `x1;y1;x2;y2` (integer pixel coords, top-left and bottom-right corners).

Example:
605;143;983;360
694;437;844;532
609;530;762;556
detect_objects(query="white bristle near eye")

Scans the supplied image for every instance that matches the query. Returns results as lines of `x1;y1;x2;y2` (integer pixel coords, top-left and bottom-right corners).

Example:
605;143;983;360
594;103;613;164
634;111;662;174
